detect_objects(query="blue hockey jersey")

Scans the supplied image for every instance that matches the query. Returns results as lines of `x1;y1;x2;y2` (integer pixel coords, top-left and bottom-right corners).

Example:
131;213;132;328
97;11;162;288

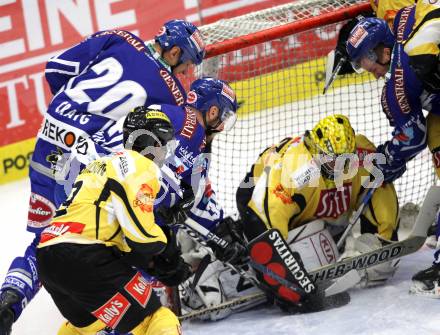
31;30;187;183
380;5;440;167
149;103;223;231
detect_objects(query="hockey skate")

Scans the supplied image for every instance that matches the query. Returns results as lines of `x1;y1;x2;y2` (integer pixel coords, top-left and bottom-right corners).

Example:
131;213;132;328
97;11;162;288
409;262;440;298
0;290;20;335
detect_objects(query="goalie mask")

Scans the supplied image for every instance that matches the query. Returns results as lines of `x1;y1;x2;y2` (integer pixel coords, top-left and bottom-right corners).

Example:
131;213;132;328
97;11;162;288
346;17;394;73
305;114;356;180
186;77;238;133
123;106;175;166
155;19;205;66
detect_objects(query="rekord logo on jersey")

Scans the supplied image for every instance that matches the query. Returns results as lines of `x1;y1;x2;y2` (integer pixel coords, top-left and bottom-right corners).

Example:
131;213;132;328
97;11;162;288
28;193;56;228
348;25;368;48
39;114;88;150
92;292;131;329
124;272;153;307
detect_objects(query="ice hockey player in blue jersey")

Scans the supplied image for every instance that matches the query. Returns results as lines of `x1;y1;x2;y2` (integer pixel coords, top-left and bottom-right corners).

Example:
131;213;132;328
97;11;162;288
151;77;239;234
328;6;440;184
0;20;206;335
326;7;440;298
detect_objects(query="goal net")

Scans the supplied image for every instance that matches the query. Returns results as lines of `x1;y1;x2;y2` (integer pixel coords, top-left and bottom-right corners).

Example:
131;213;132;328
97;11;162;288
190;0;436;216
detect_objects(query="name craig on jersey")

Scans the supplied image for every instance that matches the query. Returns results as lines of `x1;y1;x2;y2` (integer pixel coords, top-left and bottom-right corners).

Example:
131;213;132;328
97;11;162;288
55;101;91;124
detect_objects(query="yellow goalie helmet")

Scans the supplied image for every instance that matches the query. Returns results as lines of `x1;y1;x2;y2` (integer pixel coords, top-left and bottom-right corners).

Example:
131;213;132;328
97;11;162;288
305;114;356;180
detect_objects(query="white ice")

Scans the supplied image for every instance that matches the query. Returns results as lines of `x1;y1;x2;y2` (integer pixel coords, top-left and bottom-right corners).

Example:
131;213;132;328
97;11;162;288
1;179;440;335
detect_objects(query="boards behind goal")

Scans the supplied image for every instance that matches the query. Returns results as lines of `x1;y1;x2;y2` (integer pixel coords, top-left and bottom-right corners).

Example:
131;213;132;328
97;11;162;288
188;0;436;216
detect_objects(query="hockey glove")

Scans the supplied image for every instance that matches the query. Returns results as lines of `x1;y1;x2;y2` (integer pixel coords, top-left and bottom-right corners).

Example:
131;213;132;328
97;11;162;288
374;144;407;184
156;188;195;226
209;217;248;265
149;226;192;286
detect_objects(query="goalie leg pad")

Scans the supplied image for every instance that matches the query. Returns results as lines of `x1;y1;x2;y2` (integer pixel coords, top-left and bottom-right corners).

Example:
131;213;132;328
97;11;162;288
286;220;339;271
248;229;316;305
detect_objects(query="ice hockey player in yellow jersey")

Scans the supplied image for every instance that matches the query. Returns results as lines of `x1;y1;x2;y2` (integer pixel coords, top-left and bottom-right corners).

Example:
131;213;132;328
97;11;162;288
36;109;188;335
370;0;414;26
403;0;440;92
237;114;398;241
180;115;401;318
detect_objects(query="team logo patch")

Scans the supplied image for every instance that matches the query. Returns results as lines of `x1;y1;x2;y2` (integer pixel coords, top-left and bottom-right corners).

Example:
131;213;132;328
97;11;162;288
28;193;56;228
348;25;368;48
319;233;336;263
133;183;155;213
315;184;352;218
272;184;293;204
186;91;198;104
92;292;131;329
190;30;205;52
157;26;166;36
221;84;236;103
124;272;153;307
40;221;86;243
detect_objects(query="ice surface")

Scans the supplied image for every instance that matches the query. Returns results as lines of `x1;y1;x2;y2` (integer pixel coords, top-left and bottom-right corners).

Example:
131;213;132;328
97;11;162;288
1;179;439;335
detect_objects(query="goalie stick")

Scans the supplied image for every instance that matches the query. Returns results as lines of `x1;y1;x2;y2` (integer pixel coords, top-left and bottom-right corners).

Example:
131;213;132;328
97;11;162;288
179;217;360;297
177;185;439;320
336;185;375;249
310;185;439;283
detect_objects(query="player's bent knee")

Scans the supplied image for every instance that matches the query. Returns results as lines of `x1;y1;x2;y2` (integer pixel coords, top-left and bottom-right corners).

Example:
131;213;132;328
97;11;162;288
130;306;181;335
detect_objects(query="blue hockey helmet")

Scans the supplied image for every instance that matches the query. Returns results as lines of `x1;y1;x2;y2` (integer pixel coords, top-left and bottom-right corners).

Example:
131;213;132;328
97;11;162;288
346;17;394;72
155;19;206;66
186;77;238;132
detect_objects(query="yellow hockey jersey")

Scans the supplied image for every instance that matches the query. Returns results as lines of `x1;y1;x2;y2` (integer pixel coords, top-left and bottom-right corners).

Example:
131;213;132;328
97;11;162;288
370;0;414;26
404;0;440;58
38;150;167;253
247;135;398;240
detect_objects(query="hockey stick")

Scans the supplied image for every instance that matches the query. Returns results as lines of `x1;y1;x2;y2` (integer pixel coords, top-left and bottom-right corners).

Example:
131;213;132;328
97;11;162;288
179;186;439;320
336;186;375;249
178;292;267;322
310;185;440;283
179;217;360;297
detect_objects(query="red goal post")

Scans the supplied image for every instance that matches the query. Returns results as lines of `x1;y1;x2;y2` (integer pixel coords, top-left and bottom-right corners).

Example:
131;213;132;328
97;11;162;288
188;0;435;216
